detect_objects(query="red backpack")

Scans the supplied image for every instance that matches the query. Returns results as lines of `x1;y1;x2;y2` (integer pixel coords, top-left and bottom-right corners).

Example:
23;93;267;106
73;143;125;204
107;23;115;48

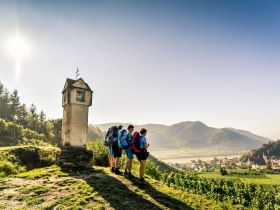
131;132;142;154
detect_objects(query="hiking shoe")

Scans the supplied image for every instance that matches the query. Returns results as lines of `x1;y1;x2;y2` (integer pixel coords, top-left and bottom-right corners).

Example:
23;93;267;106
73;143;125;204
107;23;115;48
127;173;135;178
110;167;115;173
140;178;148;185
124;169;128;177
114;168;122;175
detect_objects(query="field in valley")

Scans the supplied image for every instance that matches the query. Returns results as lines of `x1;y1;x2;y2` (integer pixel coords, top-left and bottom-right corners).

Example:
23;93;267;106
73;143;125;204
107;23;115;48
151;147;247;164
199;169;280;190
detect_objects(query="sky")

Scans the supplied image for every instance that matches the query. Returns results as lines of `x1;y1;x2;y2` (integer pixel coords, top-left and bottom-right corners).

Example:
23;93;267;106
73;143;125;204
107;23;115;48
0;0;280;139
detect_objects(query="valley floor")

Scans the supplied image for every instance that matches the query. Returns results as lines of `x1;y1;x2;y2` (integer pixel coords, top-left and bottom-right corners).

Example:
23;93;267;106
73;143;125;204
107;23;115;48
199;170;280;191
151;147;248;163
0;165;226;210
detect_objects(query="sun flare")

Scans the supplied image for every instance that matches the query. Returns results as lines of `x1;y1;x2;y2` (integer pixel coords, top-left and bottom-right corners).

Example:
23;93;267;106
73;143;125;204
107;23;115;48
7;35;29;82
7;36;29;58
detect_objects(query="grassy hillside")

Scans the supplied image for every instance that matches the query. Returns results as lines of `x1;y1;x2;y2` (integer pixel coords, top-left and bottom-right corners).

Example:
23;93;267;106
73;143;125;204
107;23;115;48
0;145;229;209
0;165;226;210
1;145;279;209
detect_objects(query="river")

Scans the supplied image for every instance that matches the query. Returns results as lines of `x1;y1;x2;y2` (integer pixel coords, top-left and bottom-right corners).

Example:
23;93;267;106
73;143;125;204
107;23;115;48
162;154;241;164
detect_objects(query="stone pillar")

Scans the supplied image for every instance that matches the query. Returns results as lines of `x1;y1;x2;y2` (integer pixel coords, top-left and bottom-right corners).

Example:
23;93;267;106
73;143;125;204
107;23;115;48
57;78;93;169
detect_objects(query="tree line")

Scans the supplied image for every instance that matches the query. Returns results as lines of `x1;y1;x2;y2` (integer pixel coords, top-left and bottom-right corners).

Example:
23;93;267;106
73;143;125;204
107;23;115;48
0;81;61;146
241;140;280;164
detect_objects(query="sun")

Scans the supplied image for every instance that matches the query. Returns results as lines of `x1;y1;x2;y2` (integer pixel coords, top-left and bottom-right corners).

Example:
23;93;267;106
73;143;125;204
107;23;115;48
7;35;30;82
7;36;29;59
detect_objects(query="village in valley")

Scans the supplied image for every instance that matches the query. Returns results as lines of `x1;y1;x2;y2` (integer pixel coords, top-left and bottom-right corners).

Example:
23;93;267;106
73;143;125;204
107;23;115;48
169;155;280;173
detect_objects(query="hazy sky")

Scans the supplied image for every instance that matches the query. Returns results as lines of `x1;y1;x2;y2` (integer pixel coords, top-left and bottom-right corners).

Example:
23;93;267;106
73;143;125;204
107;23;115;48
0;0;280;139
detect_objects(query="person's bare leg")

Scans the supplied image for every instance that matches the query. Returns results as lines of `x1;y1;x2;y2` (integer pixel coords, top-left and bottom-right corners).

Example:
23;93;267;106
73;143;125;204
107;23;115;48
128;159;133;173
114;157;119;169
126;160;130;171
140;160;146;179
109;155;113;168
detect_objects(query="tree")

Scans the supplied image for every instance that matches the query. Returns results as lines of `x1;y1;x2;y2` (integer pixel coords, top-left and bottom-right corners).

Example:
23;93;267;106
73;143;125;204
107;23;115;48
0;89;11;120
27;103;39;131
38;110;47;134
48;119;62;146
16;103;28;127
10;89;21;121
220;167;228;176
0;82;4;96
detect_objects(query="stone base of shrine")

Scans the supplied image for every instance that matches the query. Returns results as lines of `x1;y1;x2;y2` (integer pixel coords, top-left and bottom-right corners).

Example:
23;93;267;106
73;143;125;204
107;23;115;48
57;146;93;169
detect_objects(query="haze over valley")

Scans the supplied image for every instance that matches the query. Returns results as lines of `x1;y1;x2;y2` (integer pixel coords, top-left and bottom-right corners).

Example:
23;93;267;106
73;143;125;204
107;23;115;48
94;121;271;161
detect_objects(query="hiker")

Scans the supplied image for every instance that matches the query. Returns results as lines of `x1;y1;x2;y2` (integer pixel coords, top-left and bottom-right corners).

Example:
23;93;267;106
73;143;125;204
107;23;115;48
104;125;123;175
124;124;135;178
104;127;114;172
112;125;123;174
132;128;149;184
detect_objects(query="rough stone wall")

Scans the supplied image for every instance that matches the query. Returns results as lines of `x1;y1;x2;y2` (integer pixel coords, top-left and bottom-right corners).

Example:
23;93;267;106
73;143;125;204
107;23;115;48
61;104;88;147
61;104;71;146
69;104;88;147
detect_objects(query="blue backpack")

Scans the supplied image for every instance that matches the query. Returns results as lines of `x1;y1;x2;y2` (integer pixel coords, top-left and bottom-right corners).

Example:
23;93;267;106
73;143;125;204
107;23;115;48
104;129;110;146
118;129;129;149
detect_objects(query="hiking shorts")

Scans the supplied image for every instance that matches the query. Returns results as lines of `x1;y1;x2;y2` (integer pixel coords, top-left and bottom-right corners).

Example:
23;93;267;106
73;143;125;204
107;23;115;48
112;145;122;158
136;151;149;161
125;148;134;159
109;145;114;156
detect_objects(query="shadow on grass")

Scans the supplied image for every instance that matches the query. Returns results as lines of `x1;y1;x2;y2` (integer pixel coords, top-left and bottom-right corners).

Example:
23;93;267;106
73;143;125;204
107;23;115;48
63;168;193;210
64;168;160;209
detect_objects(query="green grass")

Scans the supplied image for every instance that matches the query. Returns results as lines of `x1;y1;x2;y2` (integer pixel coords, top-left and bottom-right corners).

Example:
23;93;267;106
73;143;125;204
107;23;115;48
240;174;280;190
199;170;280;190
26;197;44;206
15;165;66;179
0;165;230;209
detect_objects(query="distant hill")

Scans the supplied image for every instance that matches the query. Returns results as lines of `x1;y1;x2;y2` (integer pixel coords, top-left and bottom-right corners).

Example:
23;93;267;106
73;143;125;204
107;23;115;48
227;127;270;143
87;125;104;141
240;139;280;164
94;121;271;151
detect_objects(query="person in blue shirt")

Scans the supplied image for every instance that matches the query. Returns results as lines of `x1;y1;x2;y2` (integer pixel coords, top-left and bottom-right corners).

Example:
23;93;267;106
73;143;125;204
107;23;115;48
136;128;150;184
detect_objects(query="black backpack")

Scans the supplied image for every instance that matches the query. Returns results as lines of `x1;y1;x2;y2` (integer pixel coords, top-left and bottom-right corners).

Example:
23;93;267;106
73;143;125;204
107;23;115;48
108;126;118;146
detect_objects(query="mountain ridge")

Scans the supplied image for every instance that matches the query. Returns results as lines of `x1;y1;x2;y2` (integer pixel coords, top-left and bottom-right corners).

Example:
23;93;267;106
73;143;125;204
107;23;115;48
93;121;271;150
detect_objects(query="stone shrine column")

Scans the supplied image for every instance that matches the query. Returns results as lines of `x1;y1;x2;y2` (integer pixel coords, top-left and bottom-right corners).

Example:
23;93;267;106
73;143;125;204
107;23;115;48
57;78;93;168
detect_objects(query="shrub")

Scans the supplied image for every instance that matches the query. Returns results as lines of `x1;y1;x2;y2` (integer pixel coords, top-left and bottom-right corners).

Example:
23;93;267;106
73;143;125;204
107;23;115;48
0;160;18;177
0;146;60;176
146;161;161;180
87;140;109;167
220;167;227;176
39;147;60;167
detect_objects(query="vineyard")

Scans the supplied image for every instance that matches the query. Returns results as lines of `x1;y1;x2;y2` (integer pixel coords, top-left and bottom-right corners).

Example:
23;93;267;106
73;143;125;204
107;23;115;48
161;172;280;209
88;140;280;209
199;170;280;190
